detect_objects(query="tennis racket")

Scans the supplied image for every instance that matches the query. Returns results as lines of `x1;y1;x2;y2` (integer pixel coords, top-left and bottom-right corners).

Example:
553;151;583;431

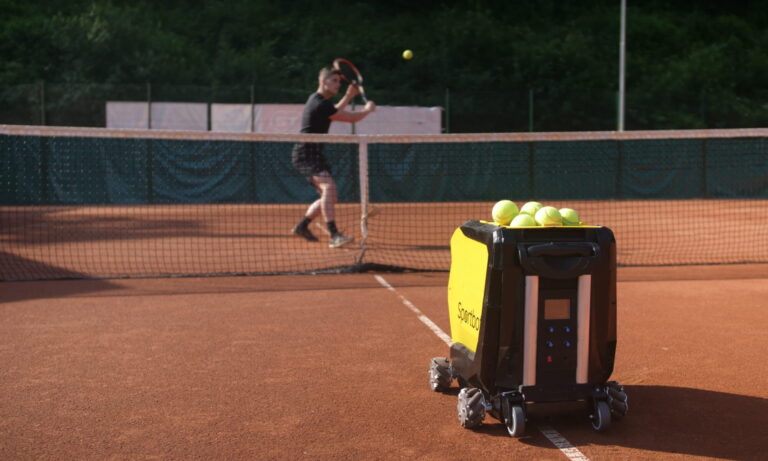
332;58;368;103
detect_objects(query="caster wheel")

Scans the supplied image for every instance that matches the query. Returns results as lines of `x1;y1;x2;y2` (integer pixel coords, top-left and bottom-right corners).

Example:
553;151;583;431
457;387;486;429
591;400;612;432
502;398;526;437
428;357;452;392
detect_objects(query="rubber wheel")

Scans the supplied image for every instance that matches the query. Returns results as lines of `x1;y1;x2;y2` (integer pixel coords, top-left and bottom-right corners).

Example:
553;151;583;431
428;357;452;392
591;400;611;432
607;385;628;420
610;399;628;420
457;388;485;429
503;399;526;437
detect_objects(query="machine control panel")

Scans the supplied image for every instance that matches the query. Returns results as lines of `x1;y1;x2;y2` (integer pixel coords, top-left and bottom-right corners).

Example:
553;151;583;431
537;292;578;385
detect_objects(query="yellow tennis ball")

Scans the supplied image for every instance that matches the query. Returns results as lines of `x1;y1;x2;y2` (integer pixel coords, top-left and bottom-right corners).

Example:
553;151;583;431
520;201;543;217
491;200;518;225
559;208;580;226
402;49;413;60
535;206;563;227
510;213;537;227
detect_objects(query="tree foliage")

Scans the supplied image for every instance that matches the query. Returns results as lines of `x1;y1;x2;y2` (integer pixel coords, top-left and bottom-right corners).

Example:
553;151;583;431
1;0;767;131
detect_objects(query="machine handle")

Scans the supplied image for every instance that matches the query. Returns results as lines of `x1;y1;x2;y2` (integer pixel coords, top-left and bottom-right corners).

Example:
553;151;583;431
518;242;601;279
526;242;598;258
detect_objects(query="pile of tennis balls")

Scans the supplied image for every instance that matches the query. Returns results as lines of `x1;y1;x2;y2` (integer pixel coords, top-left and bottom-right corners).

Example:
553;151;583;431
491;200;584;227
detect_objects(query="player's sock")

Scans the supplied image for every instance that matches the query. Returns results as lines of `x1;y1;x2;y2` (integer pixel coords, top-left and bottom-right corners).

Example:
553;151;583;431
327;221;339;237
298;216;312;229
292;216;318;242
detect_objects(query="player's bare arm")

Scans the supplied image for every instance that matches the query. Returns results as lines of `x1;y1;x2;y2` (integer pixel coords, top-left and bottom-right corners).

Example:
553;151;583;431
331;100;376;123
334;84;359;112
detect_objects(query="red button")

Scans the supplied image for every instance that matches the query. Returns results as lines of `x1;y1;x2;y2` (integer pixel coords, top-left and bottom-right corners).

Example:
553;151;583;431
546;355;553;363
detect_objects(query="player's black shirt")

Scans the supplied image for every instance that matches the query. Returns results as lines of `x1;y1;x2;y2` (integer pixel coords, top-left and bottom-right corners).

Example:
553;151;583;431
300;93;338;134
292;93;338;175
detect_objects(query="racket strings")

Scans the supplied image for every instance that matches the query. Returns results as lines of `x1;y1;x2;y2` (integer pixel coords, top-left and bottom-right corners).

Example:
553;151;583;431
333;59;367;101
340;70;359;86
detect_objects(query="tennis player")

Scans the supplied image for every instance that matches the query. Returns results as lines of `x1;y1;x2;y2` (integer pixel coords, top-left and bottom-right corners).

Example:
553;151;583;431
291;67;376;248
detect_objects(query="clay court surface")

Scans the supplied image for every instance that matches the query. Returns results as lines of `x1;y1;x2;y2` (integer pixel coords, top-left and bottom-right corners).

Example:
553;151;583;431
1;264;767;460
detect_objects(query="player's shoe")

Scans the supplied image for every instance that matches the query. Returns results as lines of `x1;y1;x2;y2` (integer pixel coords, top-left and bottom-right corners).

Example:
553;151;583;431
292;224;319;242
328;233;354;248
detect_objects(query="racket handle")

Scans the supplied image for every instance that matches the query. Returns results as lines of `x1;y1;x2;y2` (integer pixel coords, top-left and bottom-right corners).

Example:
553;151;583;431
352;83;368;103
357;86;368;103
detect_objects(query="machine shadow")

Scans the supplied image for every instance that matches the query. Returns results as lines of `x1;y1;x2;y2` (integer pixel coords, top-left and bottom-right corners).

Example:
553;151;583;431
518;384;766;461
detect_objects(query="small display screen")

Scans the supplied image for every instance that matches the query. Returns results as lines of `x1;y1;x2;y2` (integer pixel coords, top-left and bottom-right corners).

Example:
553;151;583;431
544;299;571;320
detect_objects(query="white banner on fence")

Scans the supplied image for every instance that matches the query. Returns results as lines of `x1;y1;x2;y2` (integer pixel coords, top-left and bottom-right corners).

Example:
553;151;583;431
241;104;442;134
211;104;252;132
106;102;149;129
352;105;443;135
106;102;208;130
252;104;305;134
108;102;442;134
150;103;208;131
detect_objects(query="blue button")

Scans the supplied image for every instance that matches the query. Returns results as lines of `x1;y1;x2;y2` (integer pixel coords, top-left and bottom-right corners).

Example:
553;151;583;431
564;326;572;333
546;340;554;348
564;341;572;348
548;327;555;333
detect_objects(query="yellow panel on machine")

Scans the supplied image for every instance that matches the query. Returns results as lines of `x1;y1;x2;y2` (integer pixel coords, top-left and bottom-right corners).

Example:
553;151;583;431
447;227;489;353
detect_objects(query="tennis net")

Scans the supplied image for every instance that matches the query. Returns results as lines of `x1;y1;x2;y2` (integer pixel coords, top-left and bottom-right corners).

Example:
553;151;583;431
2;125;767;280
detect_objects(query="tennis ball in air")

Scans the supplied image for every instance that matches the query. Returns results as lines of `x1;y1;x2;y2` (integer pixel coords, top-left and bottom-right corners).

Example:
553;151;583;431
491;200;518;225
510;213;537;227
559;208;581;226
520;201;543;217
535;206;563;226
402;49;414;60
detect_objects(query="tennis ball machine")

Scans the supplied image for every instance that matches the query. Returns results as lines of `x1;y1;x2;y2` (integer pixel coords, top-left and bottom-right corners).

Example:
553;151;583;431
429;220;628;436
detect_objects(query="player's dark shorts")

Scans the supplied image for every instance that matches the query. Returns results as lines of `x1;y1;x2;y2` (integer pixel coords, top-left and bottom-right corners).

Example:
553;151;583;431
292;143;331;180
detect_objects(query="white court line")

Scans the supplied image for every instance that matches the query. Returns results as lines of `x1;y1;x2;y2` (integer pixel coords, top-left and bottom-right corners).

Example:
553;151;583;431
538;426;592;461
373;274;452;345
373;274;590;461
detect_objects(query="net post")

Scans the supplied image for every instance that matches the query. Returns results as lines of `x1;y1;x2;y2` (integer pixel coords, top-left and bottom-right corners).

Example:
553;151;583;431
250;84;255;133
618;0;626;132
146;82;152;129
527;141;535;198
358;137;369;261
701;139;709;197
39;80;46;126
616;140;624;199
444;88;451;133
528;88;534;132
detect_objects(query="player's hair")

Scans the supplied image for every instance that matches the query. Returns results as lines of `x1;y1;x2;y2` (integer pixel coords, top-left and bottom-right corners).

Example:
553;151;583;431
318;67;341;81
